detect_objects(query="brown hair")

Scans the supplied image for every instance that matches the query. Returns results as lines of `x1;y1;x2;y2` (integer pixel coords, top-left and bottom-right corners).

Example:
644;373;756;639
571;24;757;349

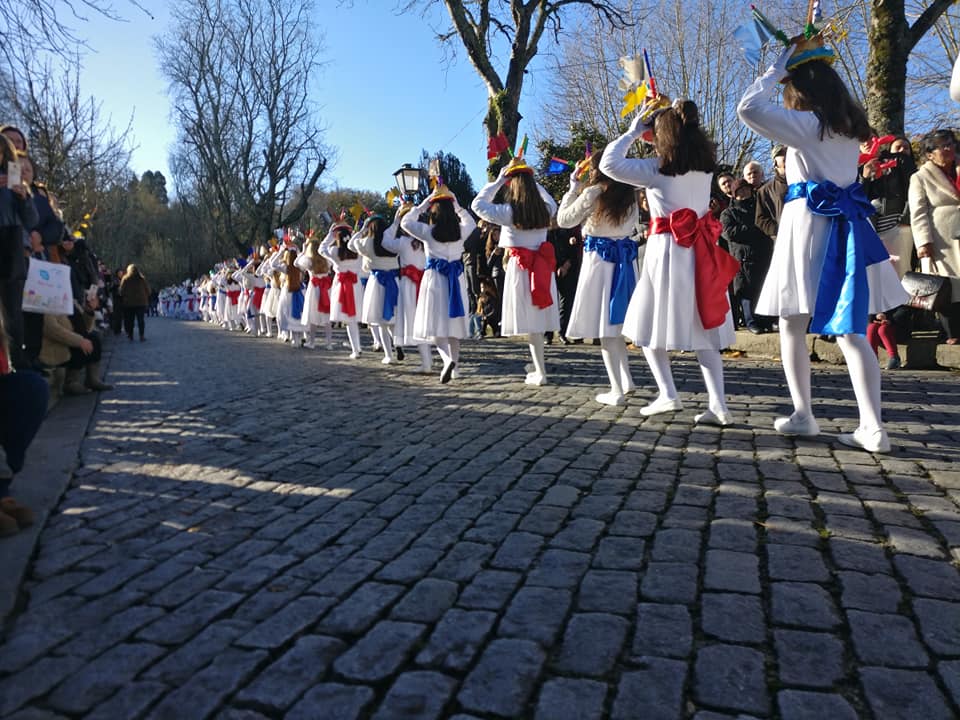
589;146;636;226
654;100;716;176
428;198;462;244
783;61;871;142
335;227;357;261
506;172;550;230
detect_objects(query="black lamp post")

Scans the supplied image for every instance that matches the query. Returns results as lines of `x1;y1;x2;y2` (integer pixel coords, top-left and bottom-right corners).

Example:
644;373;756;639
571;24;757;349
393;163;422;202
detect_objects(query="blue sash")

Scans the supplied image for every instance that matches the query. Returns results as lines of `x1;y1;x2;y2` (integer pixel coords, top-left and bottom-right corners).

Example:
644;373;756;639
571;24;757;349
785;180;889;336
291;288;305;321
584;236;638;325
372;269;400;322
425;258;465;318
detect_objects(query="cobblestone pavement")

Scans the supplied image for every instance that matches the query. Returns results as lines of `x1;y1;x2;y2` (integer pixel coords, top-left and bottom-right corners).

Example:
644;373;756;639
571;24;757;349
1;319;959;720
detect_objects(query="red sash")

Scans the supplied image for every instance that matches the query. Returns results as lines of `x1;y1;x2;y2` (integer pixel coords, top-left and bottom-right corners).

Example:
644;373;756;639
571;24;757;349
312;275;333;314
399;264;424;300
649;209;739;330
337;271;358;317
508;241;556;309
0;346;9;375
226;290;241;305
252;286;265;310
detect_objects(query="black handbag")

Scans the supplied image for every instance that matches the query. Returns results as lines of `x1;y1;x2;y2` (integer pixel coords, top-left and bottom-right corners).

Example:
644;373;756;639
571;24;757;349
901;271;952;312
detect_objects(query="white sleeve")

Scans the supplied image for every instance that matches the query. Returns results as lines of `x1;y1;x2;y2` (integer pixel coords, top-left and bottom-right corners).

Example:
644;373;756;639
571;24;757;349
557;185;600;228
456;203;477;238
470;178;515;226
951;51;960;103
319;232;337;263
737;64;822;148
400;199;434;243
599;130;661;189
381;214;403;253
294;253;311;272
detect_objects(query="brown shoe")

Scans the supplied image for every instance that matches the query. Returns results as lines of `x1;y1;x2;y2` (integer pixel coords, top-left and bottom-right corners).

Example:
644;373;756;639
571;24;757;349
0;510;18;537
1;497;35;528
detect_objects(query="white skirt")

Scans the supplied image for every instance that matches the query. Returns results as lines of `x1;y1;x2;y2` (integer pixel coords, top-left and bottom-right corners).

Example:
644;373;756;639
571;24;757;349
566;249;635;339
302;277;331;327
277;289;306;333
413;268;469;340
757;200;910;320
361;272;397;326
394;275;421;345
501;254;560;336
330;273;363;324
622;232;735;350
263;287;280;318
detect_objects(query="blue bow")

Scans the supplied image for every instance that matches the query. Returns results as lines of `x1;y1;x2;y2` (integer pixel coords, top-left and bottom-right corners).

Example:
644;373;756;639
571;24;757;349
291;288;305;321
584;236;638;325
372;269;399;322
426;258;465;318
785;181;889;336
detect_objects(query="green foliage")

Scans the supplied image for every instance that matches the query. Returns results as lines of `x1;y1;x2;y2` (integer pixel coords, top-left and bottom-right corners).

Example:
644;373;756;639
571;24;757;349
419;149;477;206
535;123;609;201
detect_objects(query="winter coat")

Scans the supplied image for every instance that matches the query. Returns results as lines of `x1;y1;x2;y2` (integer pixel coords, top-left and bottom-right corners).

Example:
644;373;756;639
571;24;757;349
721;196;773;301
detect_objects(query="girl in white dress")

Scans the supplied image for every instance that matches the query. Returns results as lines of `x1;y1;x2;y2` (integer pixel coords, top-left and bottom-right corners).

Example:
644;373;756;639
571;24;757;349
471;158;560;385
275;246;307;347
383;204;433;374
401;186;476;382
350;215;401;364
294;235;334;349
320;222;364;359
558;148;639;406
258;248;282;339
738;46;908;453
601;99;740;424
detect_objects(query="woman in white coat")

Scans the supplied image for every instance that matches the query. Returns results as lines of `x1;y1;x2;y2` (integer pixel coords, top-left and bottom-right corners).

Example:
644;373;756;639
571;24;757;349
908;129;960;344
401;185;475;382
557;148;638;405
382;204;433;373
737;45;908;453
471;158;559;385
600;98;739;424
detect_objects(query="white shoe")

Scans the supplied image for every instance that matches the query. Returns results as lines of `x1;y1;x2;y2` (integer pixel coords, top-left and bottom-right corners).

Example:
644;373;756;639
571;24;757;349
349;351;361;360
774;414;820;437
640;397;683;416
381;357;395;365
524;372;547;386
837;427;891;453
622;381;636;395
372;343;382;352
695;409;734;426
596;391;625;406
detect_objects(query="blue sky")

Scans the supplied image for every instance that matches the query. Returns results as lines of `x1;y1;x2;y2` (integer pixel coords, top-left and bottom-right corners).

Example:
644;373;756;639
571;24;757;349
77;1;554;196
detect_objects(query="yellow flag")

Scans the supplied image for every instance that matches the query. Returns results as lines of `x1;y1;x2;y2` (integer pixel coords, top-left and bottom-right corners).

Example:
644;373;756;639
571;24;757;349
348;201;365;224
385;188;399;206
620;84;648;118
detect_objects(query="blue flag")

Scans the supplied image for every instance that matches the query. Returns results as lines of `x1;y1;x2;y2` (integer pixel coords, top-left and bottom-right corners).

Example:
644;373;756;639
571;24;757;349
734;16;779;66
545;157;572;175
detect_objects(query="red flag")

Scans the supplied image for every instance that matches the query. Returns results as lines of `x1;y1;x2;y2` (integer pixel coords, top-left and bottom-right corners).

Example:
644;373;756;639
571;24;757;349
487;132;509;160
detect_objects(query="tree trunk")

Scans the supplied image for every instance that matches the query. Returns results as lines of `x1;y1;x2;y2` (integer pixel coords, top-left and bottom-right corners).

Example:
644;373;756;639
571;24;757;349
866;0;908;135
485;87;523;178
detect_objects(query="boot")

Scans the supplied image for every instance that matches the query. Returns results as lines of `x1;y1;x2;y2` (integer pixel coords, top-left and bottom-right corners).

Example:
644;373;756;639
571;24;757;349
85;362;113;391
63;368;91;395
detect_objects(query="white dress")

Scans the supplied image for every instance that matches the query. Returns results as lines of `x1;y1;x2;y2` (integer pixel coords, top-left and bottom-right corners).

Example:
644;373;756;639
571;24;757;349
274;260;307;334
600;133;736;350
320;231;364;323
382;226;427;346
351;233;400;326
400;200;475;340
557;183;640;339
471;179;561;335
737;63;908;320
294;253;331;327
259;253;281;319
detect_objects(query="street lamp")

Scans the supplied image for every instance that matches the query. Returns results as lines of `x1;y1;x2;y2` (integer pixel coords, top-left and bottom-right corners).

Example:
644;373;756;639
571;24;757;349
393;163;422;201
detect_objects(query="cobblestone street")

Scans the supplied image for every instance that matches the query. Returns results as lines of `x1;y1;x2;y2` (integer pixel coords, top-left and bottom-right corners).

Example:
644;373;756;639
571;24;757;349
1;319;958;719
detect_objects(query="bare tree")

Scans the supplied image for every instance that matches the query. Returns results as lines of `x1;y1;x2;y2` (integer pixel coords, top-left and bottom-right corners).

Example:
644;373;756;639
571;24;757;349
0;48;134;227
157;0;330;254
404;0;632;176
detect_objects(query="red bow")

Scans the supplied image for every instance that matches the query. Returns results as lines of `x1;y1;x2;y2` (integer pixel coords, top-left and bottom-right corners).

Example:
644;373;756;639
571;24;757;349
508;241;556;309
312;275;332;314
251;286;265;310
649;209;739;330
400;264;424;300
337;271;358;317
226;290;241;305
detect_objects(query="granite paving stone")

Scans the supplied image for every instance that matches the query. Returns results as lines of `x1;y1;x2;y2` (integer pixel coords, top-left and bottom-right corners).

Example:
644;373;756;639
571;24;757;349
534;677;607;720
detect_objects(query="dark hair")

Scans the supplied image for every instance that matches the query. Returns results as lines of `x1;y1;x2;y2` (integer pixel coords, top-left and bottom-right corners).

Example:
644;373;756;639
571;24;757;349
920;129;957;155
589;146;636;226
654;101;716;176
429;198;462;244
506;172;550;229
366;216;396;258
335;227;357;260
783;61;871;142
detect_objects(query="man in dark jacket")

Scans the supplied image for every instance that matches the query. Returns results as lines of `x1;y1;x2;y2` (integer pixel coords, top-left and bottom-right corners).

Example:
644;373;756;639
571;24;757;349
755;145;787;242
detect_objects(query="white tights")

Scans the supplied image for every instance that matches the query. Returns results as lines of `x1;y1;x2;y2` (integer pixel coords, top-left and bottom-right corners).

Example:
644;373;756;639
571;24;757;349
435;337;460;367
345;322;361;355
642;346;729;414
528;332;547;378
779;314;884;430
600;337;633;396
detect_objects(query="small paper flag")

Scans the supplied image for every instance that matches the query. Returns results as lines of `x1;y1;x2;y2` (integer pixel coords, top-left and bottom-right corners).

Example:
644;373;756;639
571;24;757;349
620;84;648;118
487;132;509;160
515;134;528;159
428;158;441;178
545;157;572;175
